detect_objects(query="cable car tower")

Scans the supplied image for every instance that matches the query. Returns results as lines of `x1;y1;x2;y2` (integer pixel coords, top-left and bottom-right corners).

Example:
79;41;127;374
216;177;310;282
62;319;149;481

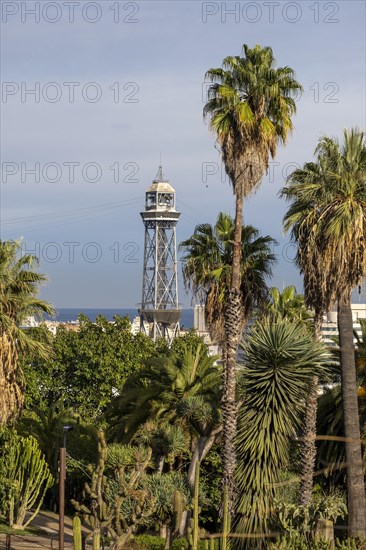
139;166;181;343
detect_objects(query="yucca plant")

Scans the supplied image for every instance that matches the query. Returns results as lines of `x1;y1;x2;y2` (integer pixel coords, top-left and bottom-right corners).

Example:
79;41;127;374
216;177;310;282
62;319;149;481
234;319;328;547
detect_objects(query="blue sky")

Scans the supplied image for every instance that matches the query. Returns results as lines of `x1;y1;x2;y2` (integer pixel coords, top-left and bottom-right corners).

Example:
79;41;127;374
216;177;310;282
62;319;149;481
1;0;365;308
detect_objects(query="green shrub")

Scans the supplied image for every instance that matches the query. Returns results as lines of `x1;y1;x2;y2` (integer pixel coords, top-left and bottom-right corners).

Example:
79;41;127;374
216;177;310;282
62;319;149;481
269;535;365;549
171;538;189;550
133;534;165;550
335;539;365;550
270;534;330;549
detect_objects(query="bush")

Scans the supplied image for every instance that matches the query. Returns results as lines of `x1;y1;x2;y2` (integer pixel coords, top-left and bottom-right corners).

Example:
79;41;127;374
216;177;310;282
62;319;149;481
270;535;330;549
171;538;219;550
269;535;365;549
171;538;189;550
132;534;165;550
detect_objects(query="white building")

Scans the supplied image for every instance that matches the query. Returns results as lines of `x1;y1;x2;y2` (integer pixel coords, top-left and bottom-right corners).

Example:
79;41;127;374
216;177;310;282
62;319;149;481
321;304;366;346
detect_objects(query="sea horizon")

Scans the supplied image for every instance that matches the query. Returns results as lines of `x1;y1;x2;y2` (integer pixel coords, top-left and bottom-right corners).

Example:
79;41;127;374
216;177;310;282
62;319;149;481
46;308;195;329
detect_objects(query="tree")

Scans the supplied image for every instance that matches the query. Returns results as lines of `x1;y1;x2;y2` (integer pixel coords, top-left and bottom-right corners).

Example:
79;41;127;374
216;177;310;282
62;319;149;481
203;44;302;520
282;128;366;537
107;345;221;487
21;314;157;420
0;240;54;425
180;212;276;345
235;319;327;545
264;285;313;326
317;320;366;483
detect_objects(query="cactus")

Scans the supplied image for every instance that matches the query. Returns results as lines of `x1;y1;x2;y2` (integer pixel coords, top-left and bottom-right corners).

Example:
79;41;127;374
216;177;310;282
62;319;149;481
72;431;154;550
72;431;107;550
192;465;199;550
187;518;194;547
221;485;230;550
173;490;183;535
5;435;54;529
73;516;82;550
92;531;100;550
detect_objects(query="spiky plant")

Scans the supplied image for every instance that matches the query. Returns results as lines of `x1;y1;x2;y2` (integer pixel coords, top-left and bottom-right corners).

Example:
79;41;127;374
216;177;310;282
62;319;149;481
235;319;327;546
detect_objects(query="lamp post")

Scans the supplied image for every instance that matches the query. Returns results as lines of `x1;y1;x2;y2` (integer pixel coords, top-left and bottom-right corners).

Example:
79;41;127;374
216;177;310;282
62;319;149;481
59;425;73;550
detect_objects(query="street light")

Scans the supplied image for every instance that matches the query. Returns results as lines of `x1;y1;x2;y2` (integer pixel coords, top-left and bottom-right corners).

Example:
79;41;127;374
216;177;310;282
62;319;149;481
59;425;73;550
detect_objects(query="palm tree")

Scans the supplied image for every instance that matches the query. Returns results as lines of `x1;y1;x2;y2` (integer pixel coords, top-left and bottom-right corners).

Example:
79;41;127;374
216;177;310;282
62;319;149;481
264;285;313;325
282;128;366;537
0;240;54;425
107;345;221;486
203;44;302;516
235;318;327;545
180;212;277;346
317;320;366;484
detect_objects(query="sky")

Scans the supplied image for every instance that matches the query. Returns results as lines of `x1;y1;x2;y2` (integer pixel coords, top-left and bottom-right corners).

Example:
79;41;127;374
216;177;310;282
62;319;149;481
1;0;365;308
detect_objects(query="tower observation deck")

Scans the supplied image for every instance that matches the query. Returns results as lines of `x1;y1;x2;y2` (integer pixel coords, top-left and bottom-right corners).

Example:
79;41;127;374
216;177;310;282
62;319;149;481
139;166;181;343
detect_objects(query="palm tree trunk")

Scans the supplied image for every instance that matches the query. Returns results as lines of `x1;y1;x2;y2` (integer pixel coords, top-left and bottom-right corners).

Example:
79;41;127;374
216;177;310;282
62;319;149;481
222;192;244;508
0;333;23;425
338;295;366;538
299;314;321;505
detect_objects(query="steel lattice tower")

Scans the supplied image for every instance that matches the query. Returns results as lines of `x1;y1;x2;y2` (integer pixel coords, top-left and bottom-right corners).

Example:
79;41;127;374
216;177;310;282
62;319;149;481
139;166;181;342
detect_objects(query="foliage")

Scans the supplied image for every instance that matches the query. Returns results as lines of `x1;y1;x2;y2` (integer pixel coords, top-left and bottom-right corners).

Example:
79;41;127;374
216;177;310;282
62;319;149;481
180;212;276;344
204;44;302;197
107;344;221;444
0;239;54;425
131;534;165;549
198;447;222;531
282;127;366;316
204;44;302;530
170;538;190;550
0;427;18;516
172;333;208;355
317;320;366;483
273;488;346;541
21;314;157;420
72;431;192;548
269;534;331;549
235;319;328;541
73;431;157;547
142;472;191;532
282;128;366;535
0;434;54;529
270;537;364;550
14;400;99;514
263;285;313;328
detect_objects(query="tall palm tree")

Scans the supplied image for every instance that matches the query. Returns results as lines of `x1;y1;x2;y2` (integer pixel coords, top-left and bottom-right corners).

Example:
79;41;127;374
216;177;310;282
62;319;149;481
317;320;366;484
282;128;366;537
204;44;302;517
180;212;277;346
0;240;54;425
282;159;335;507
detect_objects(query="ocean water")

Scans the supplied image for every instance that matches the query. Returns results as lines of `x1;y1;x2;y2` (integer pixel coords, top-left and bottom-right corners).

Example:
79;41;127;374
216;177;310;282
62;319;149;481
47;308;194;329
